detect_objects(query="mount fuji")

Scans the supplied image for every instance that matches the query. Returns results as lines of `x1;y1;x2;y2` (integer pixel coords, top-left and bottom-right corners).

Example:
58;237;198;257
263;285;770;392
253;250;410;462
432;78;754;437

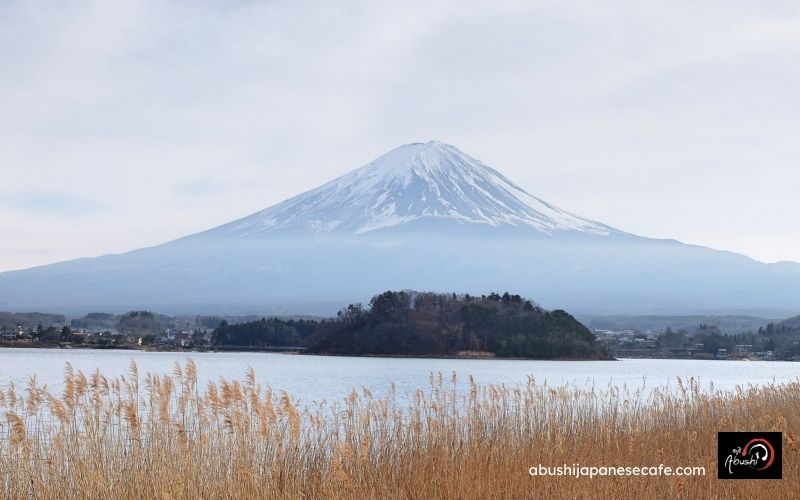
1;141;798;316
198;141;620;239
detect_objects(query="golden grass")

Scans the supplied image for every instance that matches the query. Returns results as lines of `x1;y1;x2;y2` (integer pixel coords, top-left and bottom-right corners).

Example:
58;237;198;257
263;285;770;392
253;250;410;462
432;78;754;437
0;360;798;499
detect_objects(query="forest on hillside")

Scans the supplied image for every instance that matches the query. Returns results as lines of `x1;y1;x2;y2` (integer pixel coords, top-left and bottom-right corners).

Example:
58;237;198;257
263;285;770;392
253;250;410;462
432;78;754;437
212;291;610;360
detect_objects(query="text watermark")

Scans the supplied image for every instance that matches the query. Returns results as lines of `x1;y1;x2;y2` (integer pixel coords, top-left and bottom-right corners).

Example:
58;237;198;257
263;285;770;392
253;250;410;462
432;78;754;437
529;464;706;479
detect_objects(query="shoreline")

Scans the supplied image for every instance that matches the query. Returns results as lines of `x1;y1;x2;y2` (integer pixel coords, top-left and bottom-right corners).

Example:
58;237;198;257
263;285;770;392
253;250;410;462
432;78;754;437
0;341;616;360
1;342;782;361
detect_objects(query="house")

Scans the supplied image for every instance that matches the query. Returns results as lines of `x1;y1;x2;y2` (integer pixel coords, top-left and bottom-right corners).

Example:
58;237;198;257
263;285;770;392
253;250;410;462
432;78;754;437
174;331;192;347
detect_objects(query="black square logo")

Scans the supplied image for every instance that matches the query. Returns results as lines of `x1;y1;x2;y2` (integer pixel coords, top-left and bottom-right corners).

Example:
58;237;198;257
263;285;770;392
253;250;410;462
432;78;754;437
717;432;782;479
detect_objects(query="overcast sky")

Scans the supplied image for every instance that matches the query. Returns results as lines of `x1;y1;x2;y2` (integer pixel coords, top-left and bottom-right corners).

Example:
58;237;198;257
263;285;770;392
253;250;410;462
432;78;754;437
1;0;799;272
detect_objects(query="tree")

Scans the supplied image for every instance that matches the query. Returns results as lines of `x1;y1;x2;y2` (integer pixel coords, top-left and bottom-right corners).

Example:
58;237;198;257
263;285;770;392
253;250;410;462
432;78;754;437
61;325;73;342
40;326;60;342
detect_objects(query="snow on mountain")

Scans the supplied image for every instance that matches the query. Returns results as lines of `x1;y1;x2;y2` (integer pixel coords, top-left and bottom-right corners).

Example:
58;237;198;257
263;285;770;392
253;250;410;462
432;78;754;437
201;141;622;238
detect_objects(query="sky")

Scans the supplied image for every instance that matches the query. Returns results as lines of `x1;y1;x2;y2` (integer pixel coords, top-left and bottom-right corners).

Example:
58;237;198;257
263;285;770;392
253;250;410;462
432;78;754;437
1;0;799;272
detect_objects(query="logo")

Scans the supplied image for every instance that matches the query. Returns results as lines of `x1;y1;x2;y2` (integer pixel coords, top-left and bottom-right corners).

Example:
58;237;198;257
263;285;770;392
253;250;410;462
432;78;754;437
717;432;782;479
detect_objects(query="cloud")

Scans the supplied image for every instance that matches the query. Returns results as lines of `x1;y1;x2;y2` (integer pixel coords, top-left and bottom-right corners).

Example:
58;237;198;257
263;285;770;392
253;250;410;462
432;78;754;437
2;192;108;218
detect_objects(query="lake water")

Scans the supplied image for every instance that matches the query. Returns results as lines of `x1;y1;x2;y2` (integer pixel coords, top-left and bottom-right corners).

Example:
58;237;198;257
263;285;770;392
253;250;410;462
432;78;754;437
0;348;798;405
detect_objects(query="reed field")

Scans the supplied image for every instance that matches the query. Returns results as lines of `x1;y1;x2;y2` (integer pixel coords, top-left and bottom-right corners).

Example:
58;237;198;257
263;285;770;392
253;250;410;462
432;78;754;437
0;360;798;499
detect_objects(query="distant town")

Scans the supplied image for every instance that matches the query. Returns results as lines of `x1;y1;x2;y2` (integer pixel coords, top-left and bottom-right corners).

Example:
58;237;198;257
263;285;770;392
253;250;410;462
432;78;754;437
0;311;274;351
594;324;794;361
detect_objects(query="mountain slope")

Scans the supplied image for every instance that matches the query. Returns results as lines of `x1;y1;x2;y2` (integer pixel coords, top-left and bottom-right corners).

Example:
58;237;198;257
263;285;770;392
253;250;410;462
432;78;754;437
780;314;800;329
197;141;622;239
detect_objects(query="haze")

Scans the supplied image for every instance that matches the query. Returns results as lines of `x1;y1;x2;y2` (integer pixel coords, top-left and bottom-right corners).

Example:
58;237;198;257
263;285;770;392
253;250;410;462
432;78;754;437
2;1;799;272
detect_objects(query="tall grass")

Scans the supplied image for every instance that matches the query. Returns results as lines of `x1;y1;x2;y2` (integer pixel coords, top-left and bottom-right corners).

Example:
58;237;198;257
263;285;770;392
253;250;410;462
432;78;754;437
1;360;798;499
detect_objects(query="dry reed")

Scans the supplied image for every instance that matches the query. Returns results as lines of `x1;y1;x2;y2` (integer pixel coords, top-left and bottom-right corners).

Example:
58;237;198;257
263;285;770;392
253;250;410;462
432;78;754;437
0;360;797;499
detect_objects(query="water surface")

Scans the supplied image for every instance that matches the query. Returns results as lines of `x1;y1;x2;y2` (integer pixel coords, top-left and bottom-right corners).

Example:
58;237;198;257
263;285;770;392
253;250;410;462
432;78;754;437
0;348;797;405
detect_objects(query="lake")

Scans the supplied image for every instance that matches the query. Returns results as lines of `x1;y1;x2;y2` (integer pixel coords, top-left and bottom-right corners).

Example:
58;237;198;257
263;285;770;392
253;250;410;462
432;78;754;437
0;348;797;405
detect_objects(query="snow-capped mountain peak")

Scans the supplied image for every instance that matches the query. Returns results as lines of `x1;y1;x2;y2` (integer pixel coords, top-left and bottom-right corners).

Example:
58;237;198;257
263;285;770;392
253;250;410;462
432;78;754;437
205;140;621;238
